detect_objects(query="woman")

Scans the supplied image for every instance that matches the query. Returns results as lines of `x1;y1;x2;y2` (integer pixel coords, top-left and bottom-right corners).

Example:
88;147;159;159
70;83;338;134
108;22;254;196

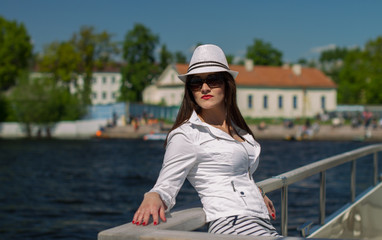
132;44;280;237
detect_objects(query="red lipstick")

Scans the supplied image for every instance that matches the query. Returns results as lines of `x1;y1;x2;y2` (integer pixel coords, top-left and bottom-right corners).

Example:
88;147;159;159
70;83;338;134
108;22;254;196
201;95;213;100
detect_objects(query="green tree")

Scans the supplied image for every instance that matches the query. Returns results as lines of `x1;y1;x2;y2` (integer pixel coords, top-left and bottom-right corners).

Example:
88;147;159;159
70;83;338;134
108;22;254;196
337;36;382;104
9;75;85;137
319;47;349;84
70;26;119;105
363;36;382;104
159;44;173;71
70;26;96;105
226;54;234;64
0;16;33;91
174;51;186;63
93;30;120;69
120;23;159;102
39;41;81;85
297;58;308;65
338;48;364;104
296;58;317;68
246;39;283;66
0;93;9;122
319;47;348;63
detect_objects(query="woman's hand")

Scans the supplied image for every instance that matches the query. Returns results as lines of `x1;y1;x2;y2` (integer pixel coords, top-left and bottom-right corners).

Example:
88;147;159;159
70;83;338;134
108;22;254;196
132;192;167;226
263;195;276;220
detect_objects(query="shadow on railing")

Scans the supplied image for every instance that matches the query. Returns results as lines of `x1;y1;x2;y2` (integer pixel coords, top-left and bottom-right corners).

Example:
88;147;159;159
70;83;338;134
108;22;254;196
98;144;382;240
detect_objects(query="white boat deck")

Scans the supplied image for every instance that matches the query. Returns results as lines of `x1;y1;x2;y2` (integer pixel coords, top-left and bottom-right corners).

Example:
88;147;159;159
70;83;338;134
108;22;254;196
309;182;382;239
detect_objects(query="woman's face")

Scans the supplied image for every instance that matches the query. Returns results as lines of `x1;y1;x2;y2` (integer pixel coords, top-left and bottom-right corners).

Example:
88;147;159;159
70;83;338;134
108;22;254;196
188;72;226;111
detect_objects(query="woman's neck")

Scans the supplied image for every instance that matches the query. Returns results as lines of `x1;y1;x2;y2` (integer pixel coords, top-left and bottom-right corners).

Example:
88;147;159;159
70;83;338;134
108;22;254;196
198;108;244;142
198;108;227;127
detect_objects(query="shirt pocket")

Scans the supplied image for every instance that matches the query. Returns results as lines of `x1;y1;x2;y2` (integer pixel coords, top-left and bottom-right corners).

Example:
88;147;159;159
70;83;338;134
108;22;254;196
199;139;235;174
230;180;248;207
201;138;233;161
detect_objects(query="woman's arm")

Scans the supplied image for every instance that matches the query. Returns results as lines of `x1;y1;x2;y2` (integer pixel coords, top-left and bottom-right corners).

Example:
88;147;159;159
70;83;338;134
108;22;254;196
132;131;197;225
258;186;276;220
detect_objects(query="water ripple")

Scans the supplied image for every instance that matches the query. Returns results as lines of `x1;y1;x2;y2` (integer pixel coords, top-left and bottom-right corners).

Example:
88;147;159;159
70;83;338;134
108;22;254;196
0;139;378;239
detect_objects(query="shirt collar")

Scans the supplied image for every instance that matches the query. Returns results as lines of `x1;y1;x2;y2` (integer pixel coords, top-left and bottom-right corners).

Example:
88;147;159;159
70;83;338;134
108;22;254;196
188;111;255;145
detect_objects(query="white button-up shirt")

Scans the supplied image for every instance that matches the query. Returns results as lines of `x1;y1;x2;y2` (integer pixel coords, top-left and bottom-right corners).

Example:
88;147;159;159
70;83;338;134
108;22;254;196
149;111;269;222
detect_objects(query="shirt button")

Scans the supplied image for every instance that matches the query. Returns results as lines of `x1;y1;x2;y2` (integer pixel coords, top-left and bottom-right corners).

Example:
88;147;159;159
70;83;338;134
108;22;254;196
240;191;245;195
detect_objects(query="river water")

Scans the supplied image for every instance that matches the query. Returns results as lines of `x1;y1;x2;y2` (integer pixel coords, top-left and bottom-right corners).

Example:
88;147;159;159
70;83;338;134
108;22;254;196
0;138;380;239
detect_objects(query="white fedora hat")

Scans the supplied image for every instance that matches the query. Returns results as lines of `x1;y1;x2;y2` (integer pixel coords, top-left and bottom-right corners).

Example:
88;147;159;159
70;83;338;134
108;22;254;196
178;44;238;82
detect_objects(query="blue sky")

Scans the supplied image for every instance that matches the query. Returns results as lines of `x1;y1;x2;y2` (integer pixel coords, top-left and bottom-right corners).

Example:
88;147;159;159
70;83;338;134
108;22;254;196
1;0;382;63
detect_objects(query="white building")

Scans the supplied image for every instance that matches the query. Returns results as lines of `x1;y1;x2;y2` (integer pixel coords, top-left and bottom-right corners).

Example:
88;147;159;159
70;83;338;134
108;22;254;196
31;67;122;105
143;64;187;106
76;70;122;105
143;61;337;118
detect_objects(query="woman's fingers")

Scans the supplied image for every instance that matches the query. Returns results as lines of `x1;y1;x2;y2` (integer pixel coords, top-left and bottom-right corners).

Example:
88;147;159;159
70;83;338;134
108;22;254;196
133;207;161;226
159;205;167;223
264;196;276;220
142;209;153;226
132;208;143;225
268;200;276;220
147;203;166;225
132;192;167;226
151;208;160;225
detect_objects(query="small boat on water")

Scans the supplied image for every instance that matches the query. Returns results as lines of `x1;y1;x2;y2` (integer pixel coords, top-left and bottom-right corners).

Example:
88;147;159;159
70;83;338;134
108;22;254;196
143;132;167;141
98;144;382;240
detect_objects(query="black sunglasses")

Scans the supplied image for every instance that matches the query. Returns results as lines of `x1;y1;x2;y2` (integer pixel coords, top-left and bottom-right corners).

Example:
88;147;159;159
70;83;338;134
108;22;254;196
187;73;225;91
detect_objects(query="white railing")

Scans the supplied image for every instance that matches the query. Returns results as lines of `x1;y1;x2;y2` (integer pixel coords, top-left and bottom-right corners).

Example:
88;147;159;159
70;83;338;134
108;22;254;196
98;144;382;239
258;143;382;236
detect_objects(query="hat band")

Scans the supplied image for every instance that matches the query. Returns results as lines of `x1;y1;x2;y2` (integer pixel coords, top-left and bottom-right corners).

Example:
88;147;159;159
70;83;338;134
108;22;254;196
187;61;229;73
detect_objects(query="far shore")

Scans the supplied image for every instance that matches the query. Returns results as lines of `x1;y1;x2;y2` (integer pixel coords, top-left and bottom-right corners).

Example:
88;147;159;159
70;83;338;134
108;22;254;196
3;121;381;142
98;123;382;142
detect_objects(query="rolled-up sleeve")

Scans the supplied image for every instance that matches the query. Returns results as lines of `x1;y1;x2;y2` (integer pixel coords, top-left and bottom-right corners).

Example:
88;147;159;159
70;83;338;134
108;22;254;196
149;130;197;211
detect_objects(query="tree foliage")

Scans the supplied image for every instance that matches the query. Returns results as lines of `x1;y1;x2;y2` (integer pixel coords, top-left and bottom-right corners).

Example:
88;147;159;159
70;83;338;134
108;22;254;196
319;47;349;63
0;16;33;91
338;37;382;104
226;54;234;64
159;44;173;71
246;39;283;66
70;26;119;105
120;23;159;102
39;41;81;84
0;93;9;122
93;30;120;69
9;75;85;137
33;26;118;124
318;47;350;85
296;58;317;68
174;51;186;63
337;49;364;104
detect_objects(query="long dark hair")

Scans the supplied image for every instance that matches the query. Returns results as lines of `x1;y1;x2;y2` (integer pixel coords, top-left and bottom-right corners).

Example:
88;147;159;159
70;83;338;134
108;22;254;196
164;72;254;145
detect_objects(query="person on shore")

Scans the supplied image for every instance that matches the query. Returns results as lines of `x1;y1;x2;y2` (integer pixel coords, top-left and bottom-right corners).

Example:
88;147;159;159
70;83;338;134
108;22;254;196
363;110;373;138
132;44;280;237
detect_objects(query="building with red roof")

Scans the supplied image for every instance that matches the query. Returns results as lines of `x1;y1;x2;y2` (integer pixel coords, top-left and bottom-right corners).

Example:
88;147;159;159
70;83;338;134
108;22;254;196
143;60;337;118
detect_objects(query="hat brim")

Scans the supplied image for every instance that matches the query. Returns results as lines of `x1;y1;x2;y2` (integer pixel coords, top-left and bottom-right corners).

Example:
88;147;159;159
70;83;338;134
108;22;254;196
178;66;238;82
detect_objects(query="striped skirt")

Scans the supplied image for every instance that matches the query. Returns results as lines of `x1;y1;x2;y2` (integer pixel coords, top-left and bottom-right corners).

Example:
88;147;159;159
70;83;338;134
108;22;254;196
208;215;281;237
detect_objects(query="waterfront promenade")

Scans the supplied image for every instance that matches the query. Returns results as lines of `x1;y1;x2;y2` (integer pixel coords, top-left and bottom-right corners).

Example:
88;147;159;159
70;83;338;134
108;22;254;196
99;123;382;142
4;120;380;141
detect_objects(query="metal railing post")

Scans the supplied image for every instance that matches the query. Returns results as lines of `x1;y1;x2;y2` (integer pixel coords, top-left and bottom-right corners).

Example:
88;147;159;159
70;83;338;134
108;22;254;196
281;185;288;236
351;160;356;202
319;171;326;225
374;152;378;185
